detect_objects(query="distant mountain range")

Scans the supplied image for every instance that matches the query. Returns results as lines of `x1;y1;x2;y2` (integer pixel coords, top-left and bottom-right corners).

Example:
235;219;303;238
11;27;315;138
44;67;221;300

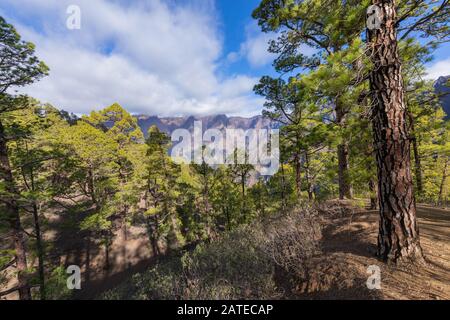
135;114;279;137
435;75;450;119
132;75;448;136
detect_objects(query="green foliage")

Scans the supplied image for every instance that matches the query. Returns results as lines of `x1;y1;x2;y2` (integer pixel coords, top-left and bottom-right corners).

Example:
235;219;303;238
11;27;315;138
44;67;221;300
41;266;73;300
0;250;15;287
253;0;450;203
143;125;185;249
0;16;49;112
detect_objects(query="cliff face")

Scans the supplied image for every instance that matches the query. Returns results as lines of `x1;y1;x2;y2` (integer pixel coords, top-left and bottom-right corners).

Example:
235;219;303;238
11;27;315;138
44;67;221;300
434;75;450;119
135;114;278;137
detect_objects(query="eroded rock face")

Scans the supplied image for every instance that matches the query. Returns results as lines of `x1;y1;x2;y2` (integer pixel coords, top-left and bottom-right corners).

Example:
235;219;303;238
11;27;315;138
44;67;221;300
135;114;279;137
434;75;450;120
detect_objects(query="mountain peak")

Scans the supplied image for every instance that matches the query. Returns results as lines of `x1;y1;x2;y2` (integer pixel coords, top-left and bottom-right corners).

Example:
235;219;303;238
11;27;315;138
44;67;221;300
434;75;450;120
134;114;277;137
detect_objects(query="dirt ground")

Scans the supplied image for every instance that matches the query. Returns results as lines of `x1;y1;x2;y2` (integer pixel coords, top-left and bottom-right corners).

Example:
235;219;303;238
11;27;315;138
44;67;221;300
82;204;449;300
2;204;448;300
295;205;450;300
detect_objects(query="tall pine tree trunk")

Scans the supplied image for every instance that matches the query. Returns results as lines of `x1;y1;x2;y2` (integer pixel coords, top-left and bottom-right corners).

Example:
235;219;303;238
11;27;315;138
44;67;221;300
27;163;45;299
294;153;302;197
280;163;288;209
412;136;423;194
32;203;45;300
438;158;448;205
337;143;353;199
304;152;314;201
368;0;423;263
369;178;378;210
367;147;378;210
408;112;423;194
0;120;31;299
336;100;353;199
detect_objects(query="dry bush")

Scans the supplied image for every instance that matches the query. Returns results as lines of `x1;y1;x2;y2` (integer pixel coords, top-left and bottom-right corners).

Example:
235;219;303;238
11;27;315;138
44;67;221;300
102;207;322;300
181;227;278;299
260;207;322;279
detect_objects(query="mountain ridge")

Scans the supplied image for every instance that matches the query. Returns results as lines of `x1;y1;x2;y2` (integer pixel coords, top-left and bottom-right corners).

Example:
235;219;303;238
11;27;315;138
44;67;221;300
434;75;450;119
135;114;278;137
132;74;449;136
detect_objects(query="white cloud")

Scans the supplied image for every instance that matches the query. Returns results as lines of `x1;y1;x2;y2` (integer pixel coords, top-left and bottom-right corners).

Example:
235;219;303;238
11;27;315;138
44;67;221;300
240;31;276;68
240;28;275;67
227;22;276;68
0;0;263;116
229;22;317;69
226;52;240;64
424;58;450;80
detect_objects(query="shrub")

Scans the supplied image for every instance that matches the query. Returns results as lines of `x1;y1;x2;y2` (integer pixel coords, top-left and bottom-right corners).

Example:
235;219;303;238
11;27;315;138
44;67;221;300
102;206;322;300
261;208;321;279
181;226;277;299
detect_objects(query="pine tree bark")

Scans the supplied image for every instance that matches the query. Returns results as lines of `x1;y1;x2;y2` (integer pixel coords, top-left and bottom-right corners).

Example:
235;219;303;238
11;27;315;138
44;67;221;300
368;0;423;263
438;158;448;205
408;112;423;194
304;152;314;201
412;136;423;194
0;120;31;299
294;152;302;197
336;100;353;199
337;143;353;199
280;163;288;208
27;161;45;299
369;178;378;210
32;203;45;300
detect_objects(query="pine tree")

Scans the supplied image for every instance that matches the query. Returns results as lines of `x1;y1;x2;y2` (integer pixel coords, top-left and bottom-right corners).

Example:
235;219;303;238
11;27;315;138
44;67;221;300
5;103;70;299
253;0;370;199
367;0;422;262
0;17;48;299
144;126;183;252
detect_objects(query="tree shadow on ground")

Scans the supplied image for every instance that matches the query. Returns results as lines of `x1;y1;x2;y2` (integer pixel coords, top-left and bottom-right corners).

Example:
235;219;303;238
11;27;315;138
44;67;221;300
320;216;378;259
46;205;158;299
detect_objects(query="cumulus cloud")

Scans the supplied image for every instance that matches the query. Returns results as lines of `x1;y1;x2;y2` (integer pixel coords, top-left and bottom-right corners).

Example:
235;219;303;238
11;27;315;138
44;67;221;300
0;0;263;116
424;58;450;80
226;22;276;68
229;22;316;69
240;32;276;68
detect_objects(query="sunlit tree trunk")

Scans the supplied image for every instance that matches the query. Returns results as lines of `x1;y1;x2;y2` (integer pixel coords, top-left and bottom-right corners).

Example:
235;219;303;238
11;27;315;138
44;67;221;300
369;178;378;210
368;0;423;263
336;100;353;200
25;158;46;299
337;143;353;199
304;152;314;201
408;112;423;194
438;158;448;205
0;120;31;299
32;203;45;299
294;152;302;197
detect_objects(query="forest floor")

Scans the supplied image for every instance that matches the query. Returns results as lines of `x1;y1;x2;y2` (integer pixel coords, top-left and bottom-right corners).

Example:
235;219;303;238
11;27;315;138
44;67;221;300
3;204;448;300
293;205;450;299
76;203;450;300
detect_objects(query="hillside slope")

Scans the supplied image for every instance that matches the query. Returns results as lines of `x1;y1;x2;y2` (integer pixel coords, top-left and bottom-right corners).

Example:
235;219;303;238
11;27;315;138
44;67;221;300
97;204;449;300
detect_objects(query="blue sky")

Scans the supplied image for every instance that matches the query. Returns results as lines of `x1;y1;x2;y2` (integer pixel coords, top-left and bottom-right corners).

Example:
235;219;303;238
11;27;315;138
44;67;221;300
0;0;448;117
